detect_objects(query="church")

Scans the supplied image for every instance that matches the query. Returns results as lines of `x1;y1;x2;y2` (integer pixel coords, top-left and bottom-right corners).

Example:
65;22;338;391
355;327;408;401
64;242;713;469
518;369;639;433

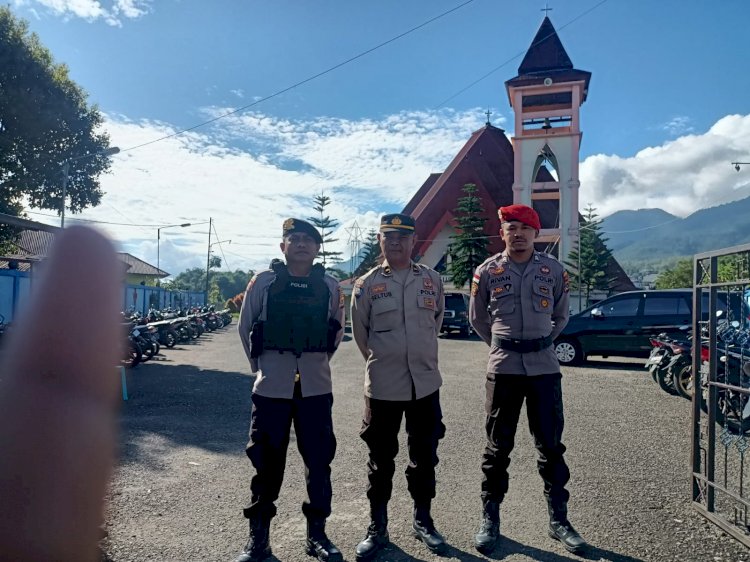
402;15;634;298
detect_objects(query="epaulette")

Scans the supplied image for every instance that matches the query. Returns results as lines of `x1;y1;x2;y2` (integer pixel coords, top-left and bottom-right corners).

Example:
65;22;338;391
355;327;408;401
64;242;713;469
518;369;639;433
478;252;503;270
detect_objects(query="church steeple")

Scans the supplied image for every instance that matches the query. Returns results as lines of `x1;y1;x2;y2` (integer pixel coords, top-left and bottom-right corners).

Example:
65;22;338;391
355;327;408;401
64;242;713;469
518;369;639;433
504;16;592;264
518;16;573;75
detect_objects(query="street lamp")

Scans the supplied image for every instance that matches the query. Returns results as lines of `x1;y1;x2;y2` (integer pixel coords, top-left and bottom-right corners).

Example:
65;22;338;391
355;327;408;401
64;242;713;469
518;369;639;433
157;223;192;285
60;146;120;228
732;162;750;172
206;237;232;305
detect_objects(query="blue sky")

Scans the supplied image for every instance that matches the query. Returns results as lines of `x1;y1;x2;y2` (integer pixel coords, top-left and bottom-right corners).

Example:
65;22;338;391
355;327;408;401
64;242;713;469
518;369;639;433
11;0;750;275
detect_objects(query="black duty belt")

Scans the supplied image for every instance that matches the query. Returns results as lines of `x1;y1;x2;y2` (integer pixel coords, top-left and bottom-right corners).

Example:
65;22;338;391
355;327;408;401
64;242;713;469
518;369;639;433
491;335;553;353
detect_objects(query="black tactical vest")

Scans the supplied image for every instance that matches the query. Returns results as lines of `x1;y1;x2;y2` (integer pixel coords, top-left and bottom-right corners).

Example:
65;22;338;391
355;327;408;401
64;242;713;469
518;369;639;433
262;261;330;356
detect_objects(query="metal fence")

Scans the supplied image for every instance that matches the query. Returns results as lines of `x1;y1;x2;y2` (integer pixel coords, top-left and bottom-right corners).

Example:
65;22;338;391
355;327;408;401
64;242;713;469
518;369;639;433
691;242;750;547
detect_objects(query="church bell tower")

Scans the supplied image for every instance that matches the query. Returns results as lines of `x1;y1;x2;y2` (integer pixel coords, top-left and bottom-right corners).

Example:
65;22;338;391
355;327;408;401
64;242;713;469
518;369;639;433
505;16;591;264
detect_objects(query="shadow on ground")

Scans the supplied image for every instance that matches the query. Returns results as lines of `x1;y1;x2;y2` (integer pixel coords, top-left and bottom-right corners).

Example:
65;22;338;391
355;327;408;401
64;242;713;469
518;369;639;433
118;357;255;469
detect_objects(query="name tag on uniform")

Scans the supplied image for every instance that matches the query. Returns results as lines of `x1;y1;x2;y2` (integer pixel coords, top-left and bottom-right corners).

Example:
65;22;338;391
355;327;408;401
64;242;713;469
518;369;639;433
371;283;387;295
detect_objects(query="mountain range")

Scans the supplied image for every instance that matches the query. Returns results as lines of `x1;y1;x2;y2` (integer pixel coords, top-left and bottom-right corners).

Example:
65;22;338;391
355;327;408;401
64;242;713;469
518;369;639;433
600;196;750;270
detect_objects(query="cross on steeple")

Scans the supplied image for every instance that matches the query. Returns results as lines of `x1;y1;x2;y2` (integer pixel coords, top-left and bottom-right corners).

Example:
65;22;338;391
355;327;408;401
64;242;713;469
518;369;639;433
485;108;492;125
541;3;552;16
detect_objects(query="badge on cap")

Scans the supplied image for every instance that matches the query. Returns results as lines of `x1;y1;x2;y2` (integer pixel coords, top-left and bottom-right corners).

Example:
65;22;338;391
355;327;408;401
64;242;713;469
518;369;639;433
283;218;294;231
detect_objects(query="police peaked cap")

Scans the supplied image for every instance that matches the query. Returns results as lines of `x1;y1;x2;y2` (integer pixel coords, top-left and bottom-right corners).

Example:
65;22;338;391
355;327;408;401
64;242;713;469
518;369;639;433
498;204;541;231
380;213;416;233
282;218;323;244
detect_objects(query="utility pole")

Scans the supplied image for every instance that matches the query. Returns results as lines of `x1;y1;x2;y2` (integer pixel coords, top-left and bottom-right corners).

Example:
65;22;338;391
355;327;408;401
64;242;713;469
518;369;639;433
205;217;212;305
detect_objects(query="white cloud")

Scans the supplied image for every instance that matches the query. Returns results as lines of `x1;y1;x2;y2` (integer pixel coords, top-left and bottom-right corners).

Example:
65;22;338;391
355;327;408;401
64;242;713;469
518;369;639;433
661;115;694;137
581;114;750;218
229;89;245;99
48;107;750;278
13;0;150;25
50;108;493;276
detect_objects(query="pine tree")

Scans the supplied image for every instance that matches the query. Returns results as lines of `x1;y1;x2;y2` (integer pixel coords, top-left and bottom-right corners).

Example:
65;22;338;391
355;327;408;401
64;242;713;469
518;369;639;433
354;228;380;277
308;192;343;267
566;204;615;303
448;183;489;288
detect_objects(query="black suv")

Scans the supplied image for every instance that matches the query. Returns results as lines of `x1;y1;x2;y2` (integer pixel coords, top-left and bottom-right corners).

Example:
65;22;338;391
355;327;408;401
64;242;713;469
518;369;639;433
553;289;750;366
441;292;472;337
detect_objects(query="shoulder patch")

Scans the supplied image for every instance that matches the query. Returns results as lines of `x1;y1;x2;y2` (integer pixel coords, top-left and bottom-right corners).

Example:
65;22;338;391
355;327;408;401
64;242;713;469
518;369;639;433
471;281;479;297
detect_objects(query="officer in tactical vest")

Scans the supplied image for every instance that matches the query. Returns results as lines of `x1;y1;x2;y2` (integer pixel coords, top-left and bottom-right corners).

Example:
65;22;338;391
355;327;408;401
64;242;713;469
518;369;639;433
234;218;345;562
350;213;447;560
469;204;587;555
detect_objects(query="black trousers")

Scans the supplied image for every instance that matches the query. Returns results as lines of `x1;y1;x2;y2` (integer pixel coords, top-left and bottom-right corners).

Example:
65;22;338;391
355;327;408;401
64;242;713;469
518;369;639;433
481;372;570;511
360;390;446;506
243;386;336;521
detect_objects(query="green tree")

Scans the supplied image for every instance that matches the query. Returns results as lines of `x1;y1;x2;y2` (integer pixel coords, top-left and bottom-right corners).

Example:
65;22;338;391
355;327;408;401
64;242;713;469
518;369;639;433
170;267;253;304
448;183;489;288
354;228;380;277
566;204;615;302
308;193;342;267
0;7;115;247
654;259;693;288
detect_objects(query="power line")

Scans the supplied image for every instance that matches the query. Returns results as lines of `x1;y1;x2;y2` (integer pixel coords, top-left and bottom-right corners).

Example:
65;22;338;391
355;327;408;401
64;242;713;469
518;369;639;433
211;222;231;271
434;0;611;108
26;210;208;228
121;0;475;154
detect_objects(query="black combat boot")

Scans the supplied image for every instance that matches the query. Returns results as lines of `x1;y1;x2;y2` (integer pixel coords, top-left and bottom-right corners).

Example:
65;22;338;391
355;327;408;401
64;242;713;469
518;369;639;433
474;499;500;553
412;501;446;554
233;516;271;562
547;503;587;554
305;518;342;561
355;504;389;561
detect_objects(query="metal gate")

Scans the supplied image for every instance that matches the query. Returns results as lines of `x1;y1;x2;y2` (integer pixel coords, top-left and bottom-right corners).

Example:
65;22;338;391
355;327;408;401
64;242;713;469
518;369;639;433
692;243;750;546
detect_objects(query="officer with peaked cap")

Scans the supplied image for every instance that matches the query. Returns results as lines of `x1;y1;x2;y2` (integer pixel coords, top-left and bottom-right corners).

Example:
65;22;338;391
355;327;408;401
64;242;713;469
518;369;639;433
350;213;447;560
469;204;587;555
234;218;345;562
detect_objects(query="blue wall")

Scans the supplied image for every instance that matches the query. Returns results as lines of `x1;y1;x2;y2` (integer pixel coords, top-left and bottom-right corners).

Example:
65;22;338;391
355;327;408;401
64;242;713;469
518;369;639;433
0;269;206;323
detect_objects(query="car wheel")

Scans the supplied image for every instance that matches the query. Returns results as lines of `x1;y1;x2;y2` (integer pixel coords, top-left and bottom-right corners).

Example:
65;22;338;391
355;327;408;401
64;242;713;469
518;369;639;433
460;326;470;338
555;339;583;366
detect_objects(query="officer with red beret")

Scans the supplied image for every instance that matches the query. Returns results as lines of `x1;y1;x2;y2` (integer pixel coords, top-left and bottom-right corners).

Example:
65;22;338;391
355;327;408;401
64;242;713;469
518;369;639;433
469;204;586;555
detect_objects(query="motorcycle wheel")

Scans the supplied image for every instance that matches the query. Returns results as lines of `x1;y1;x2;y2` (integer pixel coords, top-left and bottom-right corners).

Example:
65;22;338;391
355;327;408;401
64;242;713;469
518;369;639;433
656;365;679;396
673;363;693;400
126;341;142;368
165;331;177;348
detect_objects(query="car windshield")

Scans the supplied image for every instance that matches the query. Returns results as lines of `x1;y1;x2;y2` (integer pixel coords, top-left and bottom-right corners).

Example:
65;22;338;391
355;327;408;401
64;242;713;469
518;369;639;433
445;295;466;311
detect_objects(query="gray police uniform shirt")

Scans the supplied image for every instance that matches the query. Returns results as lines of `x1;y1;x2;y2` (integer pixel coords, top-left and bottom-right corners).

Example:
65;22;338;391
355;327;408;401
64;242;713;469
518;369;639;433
469;251;569;376
238;268;345;398
350;261;444;401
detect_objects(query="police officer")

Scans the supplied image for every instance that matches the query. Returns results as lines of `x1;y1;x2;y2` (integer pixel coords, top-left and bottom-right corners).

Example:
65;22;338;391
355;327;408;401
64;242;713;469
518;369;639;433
234;218;345;562
350;213;447;560
469;204;586;555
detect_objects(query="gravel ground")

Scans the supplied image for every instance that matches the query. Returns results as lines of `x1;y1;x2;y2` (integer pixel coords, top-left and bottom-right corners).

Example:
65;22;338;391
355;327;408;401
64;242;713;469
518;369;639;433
101;328;750;562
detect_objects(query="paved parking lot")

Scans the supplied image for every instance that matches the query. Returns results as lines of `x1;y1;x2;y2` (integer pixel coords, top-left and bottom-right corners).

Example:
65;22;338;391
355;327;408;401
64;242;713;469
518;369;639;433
102;328;749;562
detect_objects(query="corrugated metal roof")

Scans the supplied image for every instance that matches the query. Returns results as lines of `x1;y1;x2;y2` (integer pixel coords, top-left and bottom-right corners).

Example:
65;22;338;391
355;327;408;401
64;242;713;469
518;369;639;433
118;253;168;277
14;229;55;258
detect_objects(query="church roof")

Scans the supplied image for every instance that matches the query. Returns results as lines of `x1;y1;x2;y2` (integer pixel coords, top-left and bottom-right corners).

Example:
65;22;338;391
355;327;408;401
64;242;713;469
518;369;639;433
403;124;635;293
404;123;557;258
505;16;591;99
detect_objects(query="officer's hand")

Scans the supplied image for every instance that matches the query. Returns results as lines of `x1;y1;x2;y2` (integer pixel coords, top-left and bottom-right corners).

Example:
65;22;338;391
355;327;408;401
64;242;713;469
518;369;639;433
0;226;122;561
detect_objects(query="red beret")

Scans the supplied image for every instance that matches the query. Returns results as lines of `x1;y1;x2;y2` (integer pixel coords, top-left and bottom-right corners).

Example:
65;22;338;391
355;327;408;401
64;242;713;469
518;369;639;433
498;204;541;231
